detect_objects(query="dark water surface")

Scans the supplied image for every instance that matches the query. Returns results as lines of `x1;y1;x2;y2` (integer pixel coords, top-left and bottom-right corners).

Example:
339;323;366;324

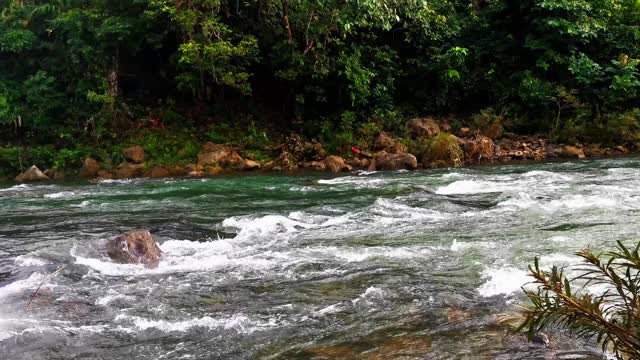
2;158;637;359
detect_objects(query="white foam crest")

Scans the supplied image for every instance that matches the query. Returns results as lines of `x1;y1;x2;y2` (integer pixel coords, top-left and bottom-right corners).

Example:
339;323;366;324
72;239;275;276
370;198;447;221
0;272;46;299
523;170;573;181
497;192;538;209
98;179;136;184
352;286;387;305
436;180;512;195
289;186;318;192
545;194;620;211
95;290;136;306
477;267;532;297
14;255;48;267
44;191;75;199
317;177;386;187
0;184;31;192
450;239;496;252
539;253;582;266
222;214;315;241
115;313;278;334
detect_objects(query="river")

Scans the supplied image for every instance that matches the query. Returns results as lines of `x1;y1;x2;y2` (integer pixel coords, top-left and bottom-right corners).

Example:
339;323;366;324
2;157;637;359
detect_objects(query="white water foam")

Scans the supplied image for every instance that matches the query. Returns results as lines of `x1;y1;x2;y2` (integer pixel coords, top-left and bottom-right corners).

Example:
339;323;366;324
14;255;48;267
115;313;278;334
436;180;511;195
44;191;75;199
477;267;531;297
0;272;46;299
95;290;136;306
0;184;31;192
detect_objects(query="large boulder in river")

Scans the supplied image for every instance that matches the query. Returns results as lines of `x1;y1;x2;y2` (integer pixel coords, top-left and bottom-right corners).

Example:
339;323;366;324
406;118;440;138
369;151;418;171
15;165;49;182
122;146;145;163
106;230;162;268
197;142;244;168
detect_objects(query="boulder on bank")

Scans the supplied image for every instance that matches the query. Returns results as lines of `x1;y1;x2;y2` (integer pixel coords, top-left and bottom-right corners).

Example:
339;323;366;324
323;156;352;173
241;159;261;171
264;151;298;171
114;162;144;179
81;157;101;178
197;142;244;168
416;133;464;168
464;135;495;163
123;146;145;163
149;166;170;178
406;117;440;138
373;132;407;154
560;145;585;159
15;165;49;182
369;151;418;171
105;230;162;268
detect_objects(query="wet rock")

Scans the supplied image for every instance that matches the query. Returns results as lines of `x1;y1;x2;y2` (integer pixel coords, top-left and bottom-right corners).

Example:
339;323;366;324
197;142;245;168
185;163;204;177
407;117;440;138
370;151;418;171
323;156;352;173
205;165;223;176
81;157;101;177
351;157;371;169
241;159;261;171
615;145;628;154
149;166;170;178
282;134;327;162
584;144;604;158
168;165;189;177
96;170;113;180
303;345;357;359
368;335;432;359
15;165;49;182
114;162;144;179
105;230;162;268
123;146;145;163
561;145;585;159
447;308;472;324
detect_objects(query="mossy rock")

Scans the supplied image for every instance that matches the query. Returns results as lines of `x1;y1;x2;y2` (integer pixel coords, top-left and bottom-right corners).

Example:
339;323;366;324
414;133;464;168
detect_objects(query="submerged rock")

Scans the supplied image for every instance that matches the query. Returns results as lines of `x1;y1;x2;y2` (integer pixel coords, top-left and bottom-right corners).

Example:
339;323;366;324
15;165;49;182
105;230;162;268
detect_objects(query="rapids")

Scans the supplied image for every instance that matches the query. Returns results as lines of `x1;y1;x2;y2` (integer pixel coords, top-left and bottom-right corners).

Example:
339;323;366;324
2;157;638;359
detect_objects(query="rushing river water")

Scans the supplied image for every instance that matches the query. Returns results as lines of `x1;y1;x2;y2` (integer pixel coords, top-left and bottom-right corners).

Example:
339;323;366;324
2;157;639;359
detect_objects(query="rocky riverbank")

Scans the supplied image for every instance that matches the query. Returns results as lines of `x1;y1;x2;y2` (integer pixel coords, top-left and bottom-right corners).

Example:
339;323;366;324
9;117;636;183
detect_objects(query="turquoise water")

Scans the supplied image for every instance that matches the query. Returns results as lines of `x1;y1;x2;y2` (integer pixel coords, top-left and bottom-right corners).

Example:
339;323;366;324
2;158;639;359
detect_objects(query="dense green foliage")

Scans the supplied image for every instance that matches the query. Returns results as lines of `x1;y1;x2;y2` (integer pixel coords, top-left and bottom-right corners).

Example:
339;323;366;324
2;0;640;149
520;241;640;359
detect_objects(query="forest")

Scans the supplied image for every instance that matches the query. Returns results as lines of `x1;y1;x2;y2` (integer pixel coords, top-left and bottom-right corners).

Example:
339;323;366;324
2;0;640;175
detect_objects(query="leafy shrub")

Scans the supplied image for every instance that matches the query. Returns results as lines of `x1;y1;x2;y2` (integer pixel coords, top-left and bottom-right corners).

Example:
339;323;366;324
520;241;640;359
472;108;506;140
